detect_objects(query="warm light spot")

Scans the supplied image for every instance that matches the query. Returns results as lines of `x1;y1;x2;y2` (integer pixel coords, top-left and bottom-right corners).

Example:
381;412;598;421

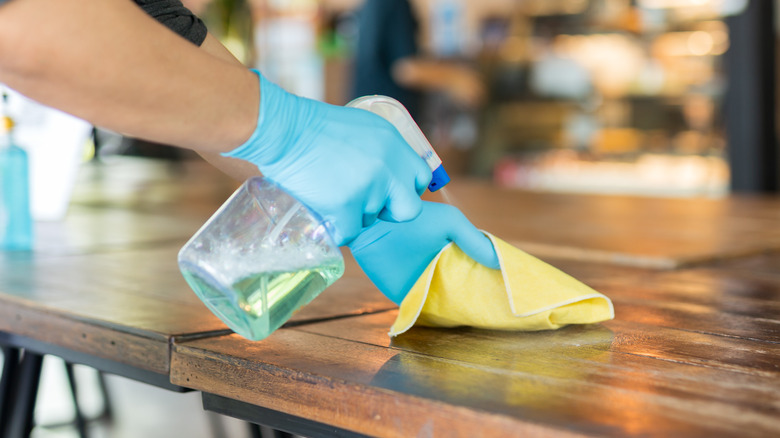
500;36;526;63
687;31;714;56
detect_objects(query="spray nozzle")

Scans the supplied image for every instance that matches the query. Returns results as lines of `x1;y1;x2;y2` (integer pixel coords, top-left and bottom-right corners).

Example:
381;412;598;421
347;95;450;192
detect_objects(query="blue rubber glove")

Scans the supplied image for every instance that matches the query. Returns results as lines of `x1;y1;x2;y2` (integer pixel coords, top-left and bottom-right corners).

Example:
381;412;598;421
222;70;432;246
348;201;500;304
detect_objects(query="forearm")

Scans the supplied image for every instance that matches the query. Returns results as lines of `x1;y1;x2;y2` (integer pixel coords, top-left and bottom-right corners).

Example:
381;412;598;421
196;33;262;180
0;0;257;153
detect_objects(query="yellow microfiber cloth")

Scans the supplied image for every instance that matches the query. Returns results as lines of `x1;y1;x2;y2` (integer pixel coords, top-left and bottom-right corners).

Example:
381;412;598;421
389;233;614;336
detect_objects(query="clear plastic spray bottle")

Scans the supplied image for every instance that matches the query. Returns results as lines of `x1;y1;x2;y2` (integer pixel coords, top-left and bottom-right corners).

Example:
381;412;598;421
0;90;33;251
179;96;447;340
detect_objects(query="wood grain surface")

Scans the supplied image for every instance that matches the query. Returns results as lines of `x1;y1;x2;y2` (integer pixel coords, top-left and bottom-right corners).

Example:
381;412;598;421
4;157;780;437
69;156;239;215
171;257;780;437
0;245;394;374
0;246;226;374
426;180;780;268
0;158;391;376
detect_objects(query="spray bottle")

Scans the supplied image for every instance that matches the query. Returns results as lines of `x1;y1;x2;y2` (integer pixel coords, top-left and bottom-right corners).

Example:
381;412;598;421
347;95;450;191
179;96;446;340
0;90;33;251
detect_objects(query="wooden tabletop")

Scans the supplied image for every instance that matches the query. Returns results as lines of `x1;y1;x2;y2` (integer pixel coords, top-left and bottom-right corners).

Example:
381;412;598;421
426;180;780;268
171;254;780;437
3;157;780;436
0;243;391;379
0;158;390;380
72;157;780;269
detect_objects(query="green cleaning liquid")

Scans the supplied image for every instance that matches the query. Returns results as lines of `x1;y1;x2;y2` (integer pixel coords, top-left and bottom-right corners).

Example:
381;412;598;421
181;259;344;341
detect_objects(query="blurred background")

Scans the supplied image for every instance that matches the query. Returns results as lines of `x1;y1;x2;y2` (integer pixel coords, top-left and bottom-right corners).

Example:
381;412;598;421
10;0;774;202
5;0;779;207
156;0;771;199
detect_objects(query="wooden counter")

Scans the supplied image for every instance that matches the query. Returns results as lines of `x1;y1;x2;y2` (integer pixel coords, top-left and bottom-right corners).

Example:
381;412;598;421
171;254;780;437
427;180;780;268
2;157;779;437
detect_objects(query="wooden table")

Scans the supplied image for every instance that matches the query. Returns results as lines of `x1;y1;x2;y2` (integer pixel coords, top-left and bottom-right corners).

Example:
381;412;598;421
0;158;389;437
171;253;780;437
2;157;780;437
426;180;780;269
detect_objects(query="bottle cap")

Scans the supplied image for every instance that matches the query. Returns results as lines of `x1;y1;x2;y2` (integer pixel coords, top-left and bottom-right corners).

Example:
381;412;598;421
1;116;13;133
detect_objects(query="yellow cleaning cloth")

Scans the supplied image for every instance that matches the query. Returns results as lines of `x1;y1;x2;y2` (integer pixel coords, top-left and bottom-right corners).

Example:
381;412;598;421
389;233;614;336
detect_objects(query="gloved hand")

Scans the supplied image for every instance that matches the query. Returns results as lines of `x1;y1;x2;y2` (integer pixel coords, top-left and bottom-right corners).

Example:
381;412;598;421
348;201;500;304
222;70;432;246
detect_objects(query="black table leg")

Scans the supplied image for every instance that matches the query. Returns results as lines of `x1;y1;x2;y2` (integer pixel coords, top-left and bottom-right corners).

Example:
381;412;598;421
65;362;89;438
4;350;43;438
0;347;21;434
95;371;114;422
248;423;294;438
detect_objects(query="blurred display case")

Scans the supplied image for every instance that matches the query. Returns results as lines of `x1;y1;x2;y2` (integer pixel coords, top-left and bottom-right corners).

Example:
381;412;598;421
208;0;768;197
466;0;751;197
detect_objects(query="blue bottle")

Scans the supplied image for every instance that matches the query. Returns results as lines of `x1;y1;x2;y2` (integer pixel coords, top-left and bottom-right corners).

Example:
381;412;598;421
0;98;33;251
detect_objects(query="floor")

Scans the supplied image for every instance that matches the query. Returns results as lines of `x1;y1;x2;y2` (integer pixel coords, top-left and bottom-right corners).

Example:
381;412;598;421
6;354;257;438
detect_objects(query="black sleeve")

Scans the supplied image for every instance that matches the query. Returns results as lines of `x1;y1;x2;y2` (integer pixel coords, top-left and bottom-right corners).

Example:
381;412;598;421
133;0;207;46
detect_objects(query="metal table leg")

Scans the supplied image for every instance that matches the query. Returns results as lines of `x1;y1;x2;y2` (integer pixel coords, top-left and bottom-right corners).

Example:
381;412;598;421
3;350;43;438
0;347;21;434
65;362;89;438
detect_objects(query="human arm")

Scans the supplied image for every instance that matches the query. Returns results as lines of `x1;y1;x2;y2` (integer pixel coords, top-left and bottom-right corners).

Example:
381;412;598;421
0;0;257;153
193;33;263;181
188;17;432;242
0;0;431;244
135;0;261;180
